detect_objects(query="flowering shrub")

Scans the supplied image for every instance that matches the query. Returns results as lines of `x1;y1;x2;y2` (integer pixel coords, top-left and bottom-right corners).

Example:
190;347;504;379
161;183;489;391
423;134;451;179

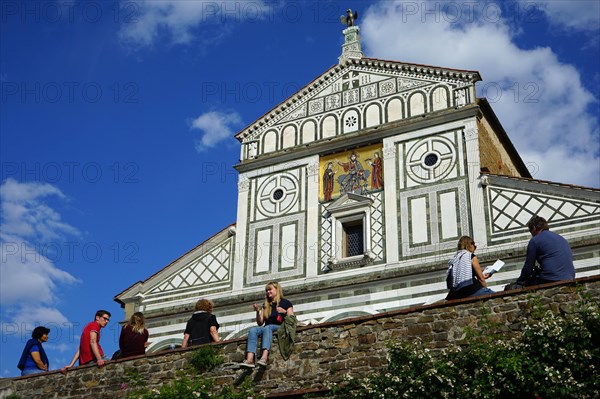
331;297;599;399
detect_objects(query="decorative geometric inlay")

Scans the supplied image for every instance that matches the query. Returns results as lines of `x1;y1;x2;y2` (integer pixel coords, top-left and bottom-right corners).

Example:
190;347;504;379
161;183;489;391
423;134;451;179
309;98;324;115
343;88;360;106
342;71;360;91
361;83;377;100
148;239;232;294
406;136;456;184
399;180;469;257
488;187;600;233
256;172;300;217
307;161;320;177
397;77;429;91
325;94;341;111
246;213;306;284
379;78;396;96
320;206;332;270
281;104;307;122
383;144;396;159
345;115;358;127
370;192;384;260
238;176;250;191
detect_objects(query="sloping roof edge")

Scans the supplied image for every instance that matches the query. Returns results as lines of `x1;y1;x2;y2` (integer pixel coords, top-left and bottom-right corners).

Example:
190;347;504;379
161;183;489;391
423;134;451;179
113;223;236;306
481;172;600;193
477;98;532;178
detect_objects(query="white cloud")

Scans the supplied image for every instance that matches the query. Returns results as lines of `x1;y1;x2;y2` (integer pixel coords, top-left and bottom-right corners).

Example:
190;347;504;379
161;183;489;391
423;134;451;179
0;179;78;326
0;178;78;241
361;1;600;188
189;111;244;151
10;306;71;332
522;0;600;32
119;0;270;48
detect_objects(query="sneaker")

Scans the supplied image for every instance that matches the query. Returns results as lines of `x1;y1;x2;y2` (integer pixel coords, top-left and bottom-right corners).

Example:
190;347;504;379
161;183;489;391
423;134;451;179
256;358;267;367
239;361;255;369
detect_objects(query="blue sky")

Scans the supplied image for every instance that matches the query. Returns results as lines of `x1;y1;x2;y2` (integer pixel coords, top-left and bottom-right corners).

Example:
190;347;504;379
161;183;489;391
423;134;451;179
1;0;598;377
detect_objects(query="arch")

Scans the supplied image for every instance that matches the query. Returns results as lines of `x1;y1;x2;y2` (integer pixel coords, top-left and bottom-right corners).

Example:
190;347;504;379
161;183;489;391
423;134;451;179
320;114;338;139
301;120;317;144
320;310;376;323
408;91;427;117
430;85;450;112
281;124;297;149
148;338;182;353
385;97;404;122
341;108;361;134
262;129;279;154
364;103;382;128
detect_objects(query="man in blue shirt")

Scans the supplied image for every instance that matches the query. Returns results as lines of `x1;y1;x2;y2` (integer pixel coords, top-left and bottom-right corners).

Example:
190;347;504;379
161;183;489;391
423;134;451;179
517;216;575;286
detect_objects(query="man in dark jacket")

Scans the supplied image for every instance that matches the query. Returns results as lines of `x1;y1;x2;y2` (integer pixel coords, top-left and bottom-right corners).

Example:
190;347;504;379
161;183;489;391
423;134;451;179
516;216;575;286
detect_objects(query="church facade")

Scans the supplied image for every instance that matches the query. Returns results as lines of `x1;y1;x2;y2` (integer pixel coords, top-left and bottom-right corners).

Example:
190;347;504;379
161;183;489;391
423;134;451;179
114;23;600;352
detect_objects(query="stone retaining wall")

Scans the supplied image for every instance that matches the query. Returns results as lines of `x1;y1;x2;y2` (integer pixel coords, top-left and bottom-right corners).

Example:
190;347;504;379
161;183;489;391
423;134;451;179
3;276;598;399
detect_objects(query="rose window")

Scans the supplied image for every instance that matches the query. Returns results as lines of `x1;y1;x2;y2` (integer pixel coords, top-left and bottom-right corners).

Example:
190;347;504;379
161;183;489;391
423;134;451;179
406;137;456;183
256;173;300;217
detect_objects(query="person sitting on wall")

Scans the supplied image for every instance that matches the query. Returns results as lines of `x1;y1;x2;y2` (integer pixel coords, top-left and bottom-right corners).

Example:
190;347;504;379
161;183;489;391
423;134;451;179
446;236;494;300
239;281;294;368
513;215;575;287
17;326;50;376
117;312;149;358
181;299;220;348
63;310;111;371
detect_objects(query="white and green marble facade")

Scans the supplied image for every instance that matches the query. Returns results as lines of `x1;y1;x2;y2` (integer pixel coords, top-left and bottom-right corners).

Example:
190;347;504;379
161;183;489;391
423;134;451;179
115;25;599;353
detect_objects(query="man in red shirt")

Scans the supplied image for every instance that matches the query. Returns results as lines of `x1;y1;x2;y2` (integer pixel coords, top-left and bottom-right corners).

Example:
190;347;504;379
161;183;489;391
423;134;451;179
62;310;111;371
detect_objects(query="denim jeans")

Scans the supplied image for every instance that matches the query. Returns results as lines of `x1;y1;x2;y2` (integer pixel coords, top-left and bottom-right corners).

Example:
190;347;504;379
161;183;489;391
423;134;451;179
247;324;280;353
469;287;495;298
21;368;44;376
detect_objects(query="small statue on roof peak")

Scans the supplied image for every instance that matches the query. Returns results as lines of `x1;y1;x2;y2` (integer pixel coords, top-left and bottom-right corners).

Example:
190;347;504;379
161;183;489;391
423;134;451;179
340;9;358;27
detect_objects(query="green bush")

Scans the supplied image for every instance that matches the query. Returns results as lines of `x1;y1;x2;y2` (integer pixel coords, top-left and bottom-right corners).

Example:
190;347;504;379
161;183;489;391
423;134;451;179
124;346;261;399
189;346;224;372
126;373;258;399
331;297;600;399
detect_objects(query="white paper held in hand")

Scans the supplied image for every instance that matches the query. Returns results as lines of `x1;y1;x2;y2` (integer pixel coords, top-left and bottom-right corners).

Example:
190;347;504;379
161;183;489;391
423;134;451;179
483;259;505;276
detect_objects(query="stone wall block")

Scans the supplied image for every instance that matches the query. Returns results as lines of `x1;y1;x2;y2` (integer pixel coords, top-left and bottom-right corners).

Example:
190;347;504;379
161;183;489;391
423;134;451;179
357;333;376;345
382;321;401;329
406;322;432;337
416;314;435;323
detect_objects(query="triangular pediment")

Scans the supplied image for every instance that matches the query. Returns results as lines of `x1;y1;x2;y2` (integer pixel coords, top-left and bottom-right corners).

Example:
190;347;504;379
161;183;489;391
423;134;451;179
115;225;236;303
326;192;373;214
236;58;481;144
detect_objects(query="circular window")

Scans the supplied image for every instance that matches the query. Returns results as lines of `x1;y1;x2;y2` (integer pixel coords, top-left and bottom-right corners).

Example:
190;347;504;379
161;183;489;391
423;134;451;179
272;188;284;201
424;153;439;167
345;116;357;127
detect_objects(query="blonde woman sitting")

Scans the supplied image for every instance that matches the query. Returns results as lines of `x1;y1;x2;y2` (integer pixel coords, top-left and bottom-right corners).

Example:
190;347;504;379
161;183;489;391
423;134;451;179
240;281;294;368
